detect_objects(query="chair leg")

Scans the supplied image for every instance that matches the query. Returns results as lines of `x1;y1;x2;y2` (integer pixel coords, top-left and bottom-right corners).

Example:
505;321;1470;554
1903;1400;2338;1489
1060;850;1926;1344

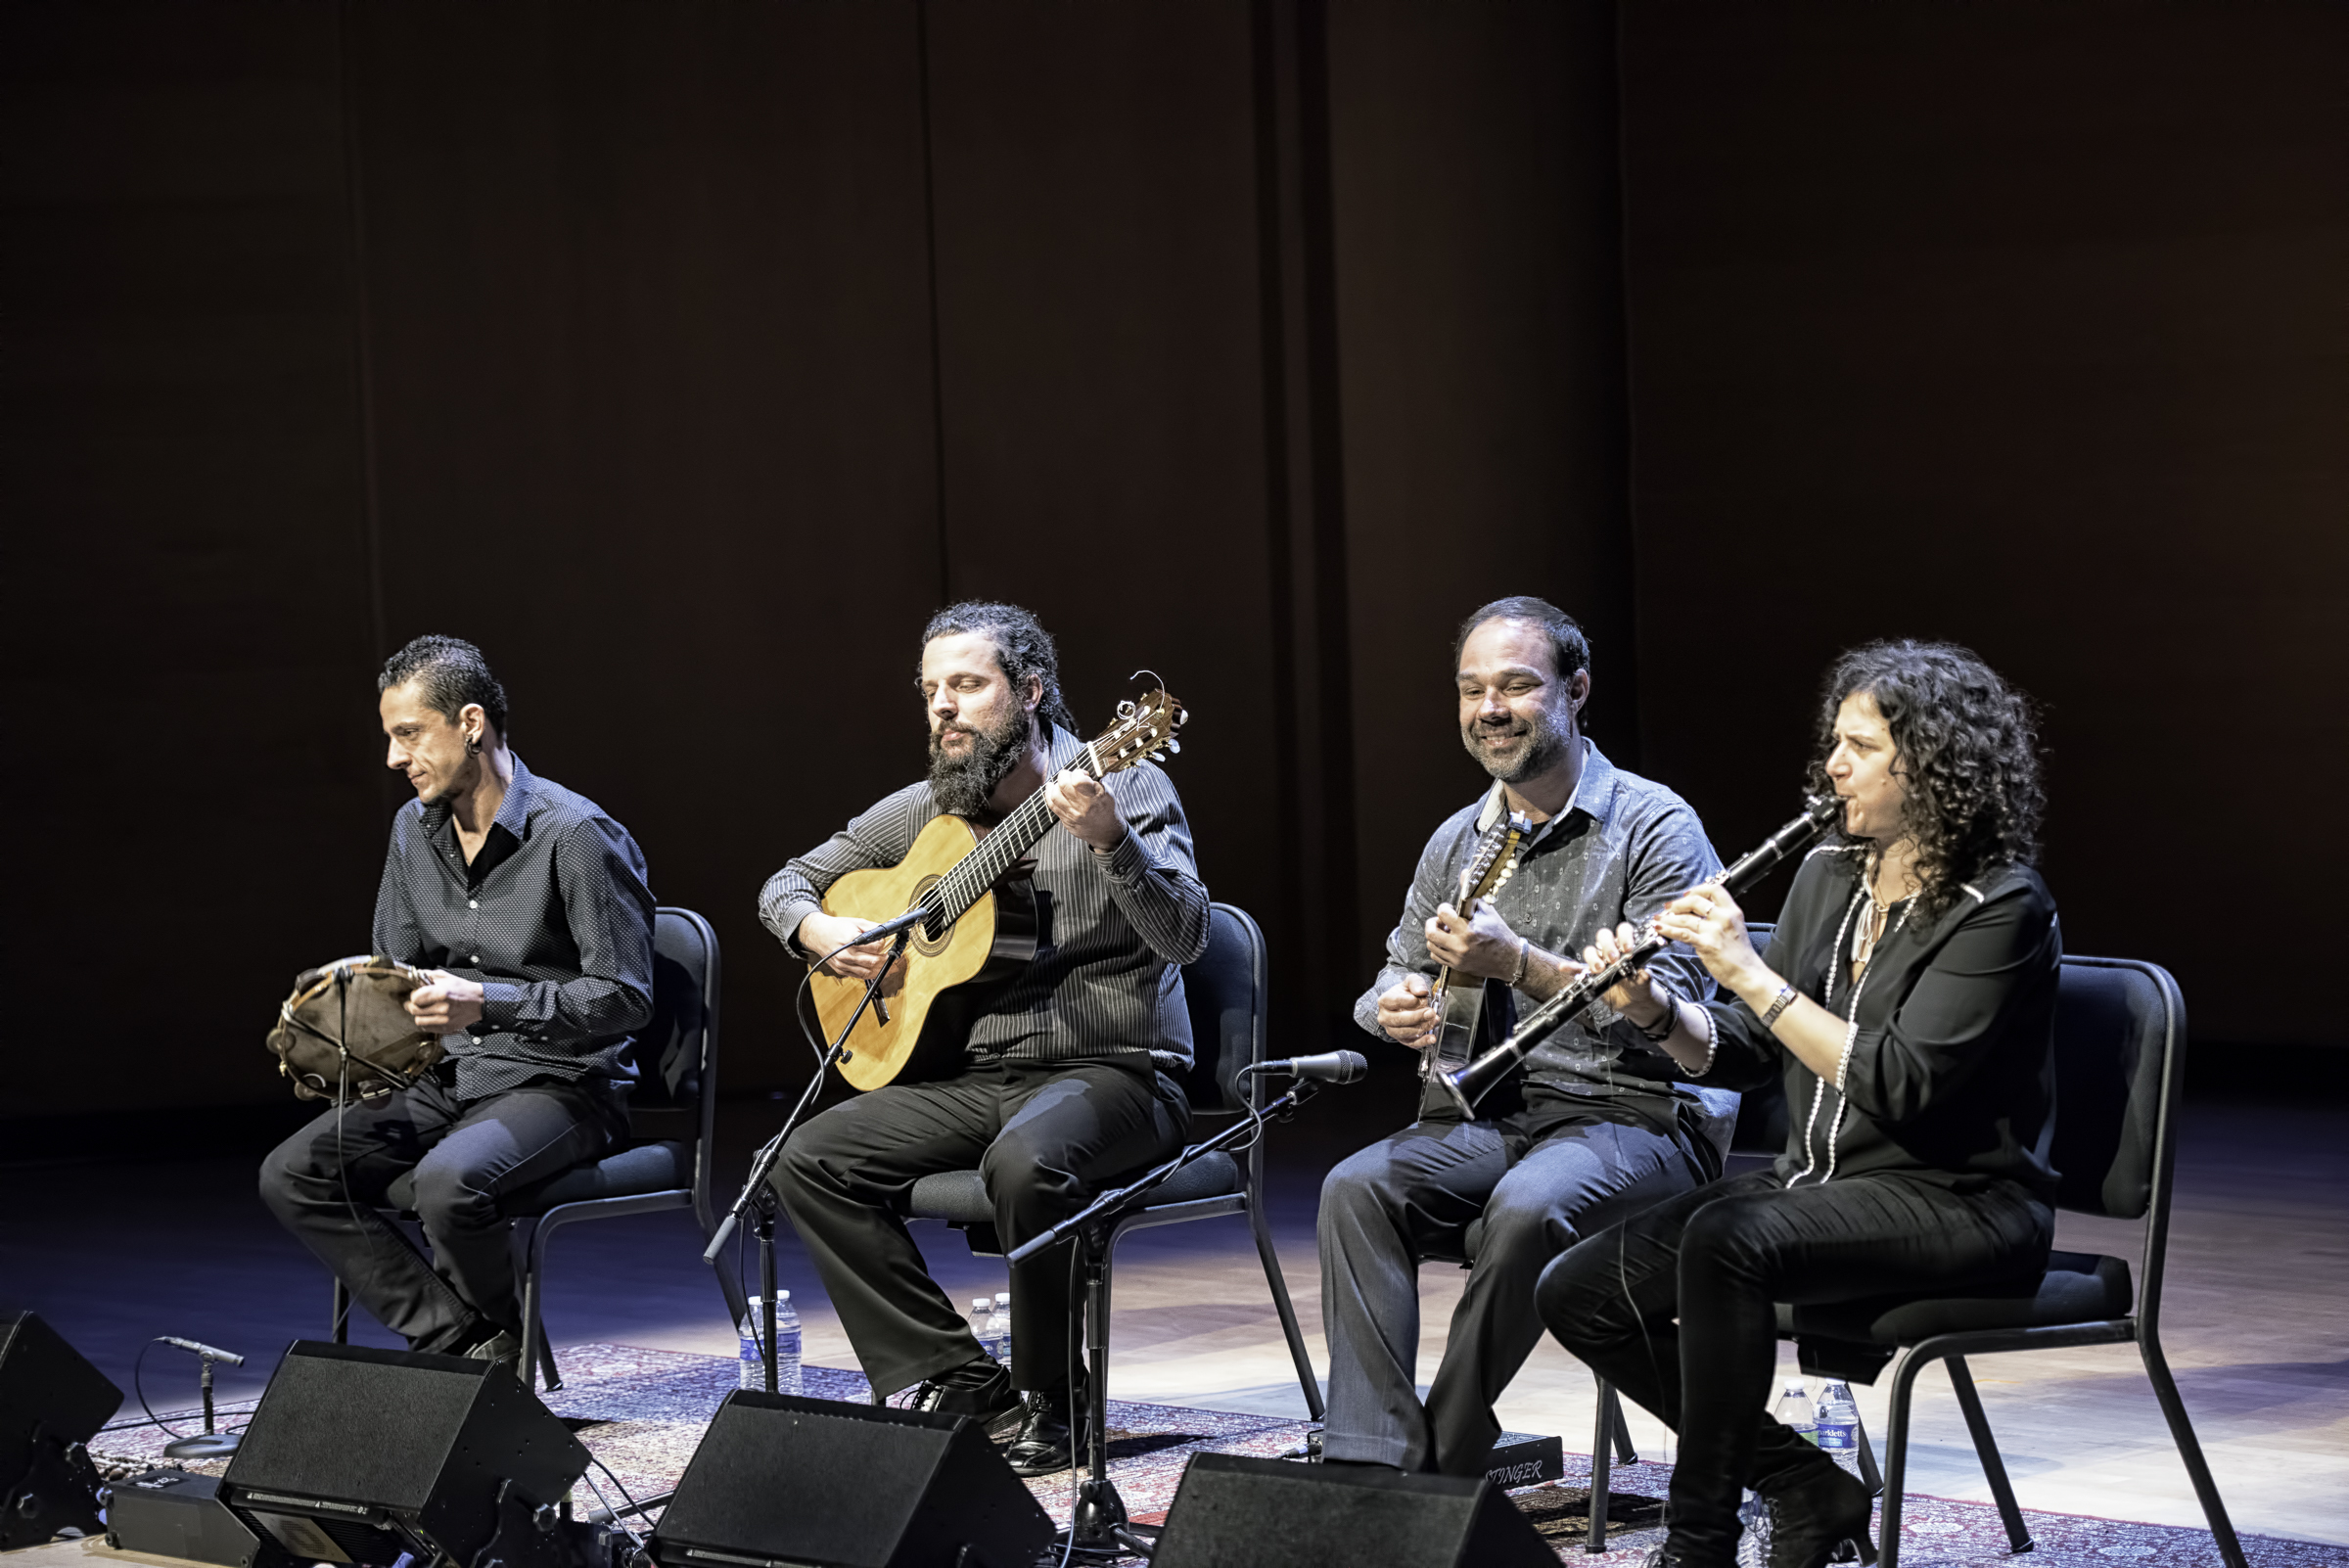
2137;1331;2248;1568
330;1278;350;1345
1248;1198;1325;1422
519;1218;564;1393
1877;1347;1932;1568
1946;1356;2031;1553
1609;1383;1639;1465
1852;1405;1884;1496
1587;1377;1616;1553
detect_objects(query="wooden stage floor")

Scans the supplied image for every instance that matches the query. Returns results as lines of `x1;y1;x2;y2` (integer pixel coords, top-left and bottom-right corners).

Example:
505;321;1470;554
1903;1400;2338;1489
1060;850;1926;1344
4;1093;2342;1548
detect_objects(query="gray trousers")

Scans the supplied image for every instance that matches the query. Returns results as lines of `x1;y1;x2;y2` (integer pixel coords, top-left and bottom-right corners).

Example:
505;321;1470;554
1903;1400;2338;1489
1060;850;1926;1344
1317;1105;1711;1474
257;1071;623;1352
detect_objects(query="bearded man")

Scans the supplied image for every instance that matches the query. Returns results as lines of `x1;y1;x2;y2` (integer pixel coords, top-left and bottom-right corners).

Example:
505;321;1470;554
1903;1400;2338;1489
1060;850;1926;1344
758;602;1207;1476
1316;596;1729;1478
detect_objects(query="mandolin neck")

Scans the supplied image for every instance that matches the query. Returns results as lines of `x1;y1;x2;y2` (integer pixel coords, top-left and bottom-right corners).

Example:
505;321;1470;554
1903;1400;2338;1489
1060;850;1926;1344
928;740;1103;925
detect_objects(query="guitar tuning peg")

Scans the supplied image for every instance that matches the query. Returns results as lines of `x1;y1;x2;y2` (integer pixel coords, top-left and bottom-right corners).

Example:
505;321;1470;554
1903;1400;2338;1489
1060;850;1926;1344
1166;738;1180;754
1117;700;1137;718
1174;709;1189;726
1150;751;1165;761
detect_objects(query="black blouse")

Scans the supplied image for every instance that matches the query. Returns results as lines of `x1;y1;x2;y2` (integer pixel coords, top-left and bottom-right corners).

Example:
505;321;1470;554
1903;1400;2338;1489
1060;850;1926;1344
1696;845;2060;1200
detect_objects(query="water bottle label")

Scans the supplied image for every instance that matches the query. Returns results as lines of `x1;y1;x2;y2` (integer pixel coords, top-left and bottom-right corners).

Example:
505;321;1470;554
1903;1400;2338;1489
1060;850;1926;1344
1817;1423;1855;1450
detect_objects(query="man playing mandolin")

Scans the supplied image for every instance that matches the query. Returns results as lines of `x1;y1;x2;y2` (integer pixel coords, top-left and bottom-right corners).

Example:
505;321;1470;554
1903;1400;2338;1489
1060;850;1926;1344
1317;596;1727;1477
759;602;1208;1476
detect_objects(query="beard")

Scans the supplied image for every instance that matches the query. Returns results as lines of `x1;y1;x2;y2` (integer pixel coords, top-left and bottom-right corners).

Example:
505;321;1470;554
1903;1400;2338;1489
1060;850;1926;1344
1461;701;1572;785
928;703;1035;818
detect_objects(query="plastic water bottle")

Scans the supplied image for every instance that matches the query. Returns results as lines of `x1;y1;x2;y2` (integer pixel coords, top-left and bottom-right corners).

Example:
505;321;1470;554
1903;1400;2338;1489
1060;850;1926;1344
737;1294;804;1395
773;1291;803;1396
737;1299;762;1390
1735;1490;1772;1568
1773;1379;1817;1445
969;1297;994;1357
987;1291;1012;1379
1815;1380;1862;1477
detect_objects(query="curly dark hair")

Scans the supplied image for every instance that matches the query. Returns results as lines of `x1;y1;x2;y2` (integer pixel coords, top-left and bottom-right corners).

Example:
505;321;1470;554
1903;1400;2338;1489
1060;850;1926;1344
918;601;1080;736
379;634;509;739
1808;640;2044;918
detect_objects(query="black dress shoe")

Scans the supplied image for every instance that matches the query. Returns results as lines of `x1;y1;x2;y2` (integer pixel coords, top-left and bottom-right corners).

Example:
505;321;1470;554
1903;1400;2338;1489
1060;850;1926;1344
1004;1385;1087;1477
909;1359;1023;1435
1759;1458;1877;1568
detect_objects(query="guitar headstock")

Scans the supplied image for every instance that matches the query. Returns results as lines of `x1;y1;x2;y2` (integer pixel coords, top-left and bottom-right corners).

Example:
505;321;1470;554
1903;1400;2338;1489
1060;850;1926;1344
1086;687;1188;776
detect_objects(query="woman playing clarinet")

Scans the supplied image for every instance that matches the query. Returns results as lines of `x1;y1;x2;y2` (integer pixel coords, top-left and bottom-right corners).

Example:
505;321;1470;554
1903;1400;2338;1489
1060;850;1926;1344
1538;640;2057;1568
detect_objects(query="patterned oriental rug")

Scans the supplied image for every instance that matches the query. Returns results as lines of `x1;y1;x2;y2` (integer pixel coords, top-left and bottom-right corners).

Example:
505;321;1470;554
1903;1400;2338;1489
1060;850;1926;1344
88;1343;2336;1568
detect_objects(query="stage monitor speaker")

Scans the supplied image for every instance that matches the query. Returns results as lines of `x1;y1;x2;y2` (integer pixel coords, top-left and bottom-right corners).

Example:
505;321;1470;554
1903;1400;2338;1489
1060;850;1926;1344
648;1390;1053;1568
219;1340;590;1568
108;1470;290;1568
1151;1452;1556;1568
0;1309;125;1549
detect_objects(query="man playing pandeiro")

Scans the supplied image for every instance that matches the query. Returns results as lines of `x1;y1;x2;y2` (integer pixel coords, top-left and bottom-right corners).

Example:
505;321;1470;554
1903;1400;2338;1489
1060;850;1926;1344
260;635;656;1367
759;602;1207;1476
1317;597;1730;1477
1539;641;2058;1568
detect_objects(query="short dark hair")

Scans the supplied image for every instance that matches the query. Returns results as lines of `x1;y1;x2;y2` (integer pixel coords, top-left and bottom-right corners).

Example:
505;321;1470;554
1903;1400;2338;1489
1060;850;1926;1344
919;601;1080;735
1452;596;1591;684
379;634;510;739
1809;639;2045;919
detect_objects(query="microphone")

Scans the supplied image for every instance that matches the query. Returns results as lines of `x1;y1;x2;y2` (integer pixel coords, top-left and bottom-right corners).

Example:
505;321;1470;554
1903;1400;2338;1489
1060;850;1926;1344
161;1337;245;1366
831;904;933;950
1256;1050;1369;1084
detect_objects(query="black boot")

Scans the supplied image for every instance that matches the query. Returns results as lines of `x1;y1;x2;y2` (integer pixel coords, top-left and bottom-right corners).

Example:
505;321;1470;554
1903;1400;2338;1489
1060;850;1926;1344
1758;1457;1877;1568
1004;1377;1088;1477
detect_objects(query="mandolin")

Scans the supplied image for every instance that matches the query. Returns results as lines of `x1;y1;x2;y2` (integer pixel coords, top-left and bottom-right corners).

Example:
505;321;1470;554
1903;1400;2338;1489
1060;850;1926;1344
808;688;1188;1091
1420;809;1534;1085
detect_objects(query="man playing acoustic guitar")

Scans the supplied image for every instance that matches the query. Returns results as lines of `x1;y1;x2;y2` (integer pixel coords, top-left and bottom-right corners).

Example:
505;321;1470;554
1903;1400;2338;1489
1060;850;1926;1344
1317;597;1728;1478
759;602;1208;1476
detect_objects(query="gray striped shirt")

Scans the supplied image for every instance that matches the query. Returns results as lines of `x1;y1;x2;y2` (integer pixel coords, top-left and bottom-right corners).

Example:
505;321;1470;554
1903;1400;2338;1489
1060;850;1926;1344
758;726;1211;1074
1356;741;1731;1131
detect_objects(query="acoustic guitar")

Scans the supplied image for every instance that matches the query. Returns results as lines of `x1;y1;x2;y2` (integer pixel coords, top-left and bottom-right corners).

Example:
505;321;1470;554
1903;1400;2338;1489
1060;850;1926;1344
1419;809;1534;1084
808;688;1188;1091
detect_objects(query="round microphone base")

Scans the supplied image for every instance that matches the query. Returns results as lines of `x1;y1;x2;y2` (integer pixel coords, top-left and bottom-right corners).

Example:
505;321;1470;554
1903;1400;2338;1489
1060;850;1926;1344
161;1432;242;1460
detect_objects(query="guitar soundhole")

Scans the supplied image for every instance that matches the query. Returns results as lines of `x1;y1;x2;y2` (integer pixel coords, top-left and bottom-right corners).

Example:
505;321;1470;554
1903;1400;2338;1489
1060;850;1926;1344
909;875;950;957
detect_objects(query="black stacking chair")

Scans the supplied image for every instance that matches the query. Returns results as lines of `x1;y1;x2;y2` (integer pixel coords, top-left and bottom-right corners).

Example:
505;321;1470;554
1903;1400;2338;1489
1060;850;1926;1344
900;901;1324;1419
332;905;740;1391
1774;954;2245;1568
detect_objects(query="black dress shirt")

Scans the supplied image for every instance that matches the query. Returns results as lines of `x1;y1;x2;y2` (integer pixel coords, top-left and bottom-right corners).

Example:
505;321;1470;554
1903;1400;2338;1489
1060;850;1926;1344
373;757;656;1098
758;726;1210;1074
1696;845;2061;1199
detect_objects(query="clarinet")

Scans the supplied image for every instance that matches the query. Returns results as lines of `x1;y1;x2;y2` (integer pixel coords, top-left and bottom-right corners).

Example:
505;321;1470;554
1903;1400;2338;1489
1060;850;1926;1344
1435;794;1841;1119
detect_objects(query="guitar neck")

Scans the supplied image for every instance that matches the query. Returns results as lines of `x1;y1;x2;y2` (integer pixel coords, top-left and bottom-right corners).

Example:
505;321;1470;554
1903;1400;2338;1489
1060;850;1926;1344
928;744;1103;925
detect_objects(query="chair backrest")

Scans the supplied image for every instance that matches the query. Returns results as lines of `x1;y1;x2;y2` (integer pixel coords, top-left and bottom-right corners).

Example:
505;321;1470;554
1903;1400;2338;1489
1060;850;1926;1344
635;906;723;1218
1178;902;1267;1117
2049;954;2182;1222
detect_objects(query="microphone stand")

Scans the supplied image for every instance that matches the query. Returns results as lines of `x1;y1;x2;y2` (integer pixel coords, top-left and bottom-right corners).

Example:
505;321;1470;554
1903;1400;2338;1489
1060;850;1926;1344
704;925;914;1392
161;1351;241;1460
1006;1075;1326;1560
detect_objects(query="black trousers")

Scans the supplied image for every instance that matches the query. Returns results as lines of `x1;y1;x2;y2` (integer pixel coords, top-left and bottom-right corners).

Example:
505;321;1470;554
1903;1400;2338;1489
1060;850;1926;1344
1536;1167;2050;1561
769;1057;1189;1399
257;1072;624;1352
